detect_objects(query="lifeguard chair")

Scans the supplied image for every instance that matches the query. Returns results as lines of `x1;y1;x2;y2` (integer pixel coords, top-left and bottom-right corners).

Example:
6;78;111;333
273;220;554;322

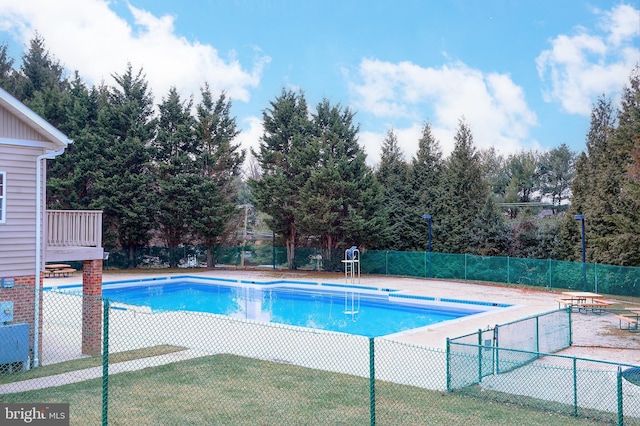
343;246;360;284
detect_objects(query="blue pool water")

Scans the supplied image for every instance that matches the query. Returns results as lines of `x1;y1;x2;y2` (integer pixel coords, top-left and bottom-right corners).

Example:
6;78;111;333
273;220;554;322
61;277;507;337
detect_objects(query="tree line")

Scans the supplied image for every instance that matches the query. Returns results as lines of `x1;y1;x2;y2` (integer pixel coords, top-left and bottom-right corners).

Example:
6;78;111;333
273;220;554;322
1;37;245;267
1;36;638;268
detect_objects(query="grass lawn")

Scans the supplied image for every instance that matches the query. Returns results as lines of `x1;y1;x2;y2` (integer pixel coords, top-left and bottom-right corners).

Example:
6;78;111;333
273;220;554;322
0;345;186;384
1;354;607;425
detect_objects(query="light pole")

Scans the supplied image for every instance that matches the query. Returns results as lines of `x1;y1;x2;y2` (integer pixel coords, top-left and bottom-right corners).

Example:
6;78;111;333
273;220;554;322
574;214;587;291
422;214;432;277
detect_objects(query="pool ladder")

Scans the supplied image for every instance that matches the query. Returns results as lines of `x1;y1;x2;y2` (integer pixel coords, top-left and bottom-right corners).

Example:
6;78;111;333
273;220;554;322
344;291;360;318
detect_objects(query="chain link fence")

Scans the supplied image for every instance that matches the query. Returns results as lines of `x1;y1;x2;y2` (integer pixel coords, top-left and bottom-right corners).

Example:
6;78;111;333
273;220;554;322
101;246;640;298
2;286;640;424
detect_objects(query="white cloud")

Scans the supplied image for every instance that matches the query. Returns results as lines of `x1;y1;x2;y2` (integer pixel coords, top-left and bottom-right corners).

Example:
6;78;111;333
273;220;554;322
348;59;538;161
0;0;269;104
536;3;640;115
599;4;640;47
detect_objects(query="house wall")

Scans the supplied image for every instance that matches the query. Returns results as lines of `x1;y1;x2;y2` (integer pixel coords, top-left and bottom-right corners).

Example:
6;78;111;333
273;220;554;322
0;104;49;142
0;144;44;277
0;144;46;368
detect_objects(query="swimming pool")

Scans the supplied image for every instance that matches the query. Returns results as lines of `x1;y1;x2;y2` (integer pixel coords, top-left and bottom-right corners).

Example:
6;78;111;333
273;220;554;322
54;276;509;337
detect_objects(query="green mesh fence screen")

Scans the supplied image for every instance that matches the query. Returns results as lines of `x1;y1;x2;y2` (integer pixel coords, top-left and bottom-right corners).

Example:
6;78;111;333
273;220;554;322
2;286;639;425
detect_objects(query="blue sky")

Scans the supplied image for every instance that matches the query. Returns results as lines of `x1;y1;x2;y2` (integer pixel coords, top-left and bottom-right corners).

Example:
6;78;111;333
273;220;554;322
0;0;638;167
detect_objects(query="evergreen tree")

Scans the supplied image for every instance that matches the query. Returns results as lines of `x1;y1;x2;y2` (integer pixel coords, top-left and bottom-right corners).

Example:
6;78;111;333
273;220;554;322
608;67;640;265
408;122;445;251
0;42;17;93
249;89;312;269
46;76;101;209
503;150;541;218
374;129;409;250
439;118;489;253
94;64;158;263
538;143;576;208
297;99;385;254
560;96;617;263
191;85;245;267
151;87;196;255
478;147;508;202
469;197;510;256
15;34;67;104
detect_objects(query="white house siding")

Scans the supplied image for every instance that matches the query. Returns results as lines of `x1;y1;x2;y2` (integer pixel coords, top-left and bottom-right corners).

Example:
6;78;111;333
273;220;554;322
0;104;49;142
0;144;44;277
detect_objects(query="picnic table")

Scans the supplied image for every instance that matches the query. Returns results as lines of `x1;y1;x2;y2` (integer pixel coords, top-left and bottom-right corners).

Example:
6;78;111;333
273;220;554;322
556;291;614;314
45;264;71;270
44;264;76;278
615;309;640;332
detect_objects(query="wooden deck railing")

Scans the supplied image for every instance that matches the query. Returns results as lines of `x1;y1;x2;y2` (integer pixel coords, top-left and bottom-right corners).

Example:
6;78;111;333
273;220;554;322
46;210;103;248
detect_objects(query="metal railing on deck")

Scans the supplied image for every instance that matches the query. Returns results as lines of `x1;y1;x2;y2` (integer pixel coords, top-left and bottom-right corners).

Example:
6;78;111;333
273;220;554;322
46;210;102;247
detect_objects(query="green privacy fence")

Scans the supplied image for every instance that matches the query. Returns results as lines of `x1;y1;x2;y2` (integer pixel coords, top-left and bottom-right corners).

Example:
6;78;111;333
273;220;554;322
101;246;640;297
2;287;640;425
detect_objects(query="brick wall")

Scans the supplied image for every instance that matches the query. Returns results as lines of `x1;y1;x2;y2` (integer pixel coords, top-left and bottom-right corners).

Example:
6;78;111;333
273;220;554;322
82;259;103;356
0;274;43;366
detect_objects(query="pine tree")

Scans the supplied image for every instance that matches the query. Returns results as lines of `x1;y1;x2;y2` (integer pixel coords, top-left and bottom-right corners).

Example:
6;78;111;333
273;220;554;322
46;75;101;209
538;143;576;208
439;118;489;253
478;147;509;202
248;89;313;269
560;96;617;263
375;129;409;250
191;85;245;267
503;150;541;219
151;87;196;254
297;99;386;253
93;64;158;262
408;122;445;251
15;34;67;104
469;197;509;256
0;42;17;94
608;67;640;265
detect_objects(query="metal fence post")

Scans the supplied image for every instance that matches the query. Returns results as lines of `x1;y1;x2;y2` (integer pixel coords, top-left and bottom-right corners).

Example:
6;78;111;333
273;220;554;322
369;337;376;426
568;308;573;346
573;357;578;417
618;366;624;425
535;317;540;353
464;254;467;281
477;329;483;383
102;299;109;426
385;251;388;276
445;338;451;392
494;326;499;374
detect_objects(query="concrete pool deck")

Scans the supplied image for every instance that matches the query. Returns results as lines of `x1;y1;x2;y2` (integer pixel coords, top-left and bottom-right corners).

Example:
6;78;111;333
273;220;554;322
43;267;640;365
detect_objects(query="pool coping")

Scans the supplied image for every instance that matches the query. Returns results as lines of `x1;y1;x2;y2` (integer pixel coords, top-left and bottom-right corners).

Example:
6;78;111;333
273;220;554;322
45;274;516;339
